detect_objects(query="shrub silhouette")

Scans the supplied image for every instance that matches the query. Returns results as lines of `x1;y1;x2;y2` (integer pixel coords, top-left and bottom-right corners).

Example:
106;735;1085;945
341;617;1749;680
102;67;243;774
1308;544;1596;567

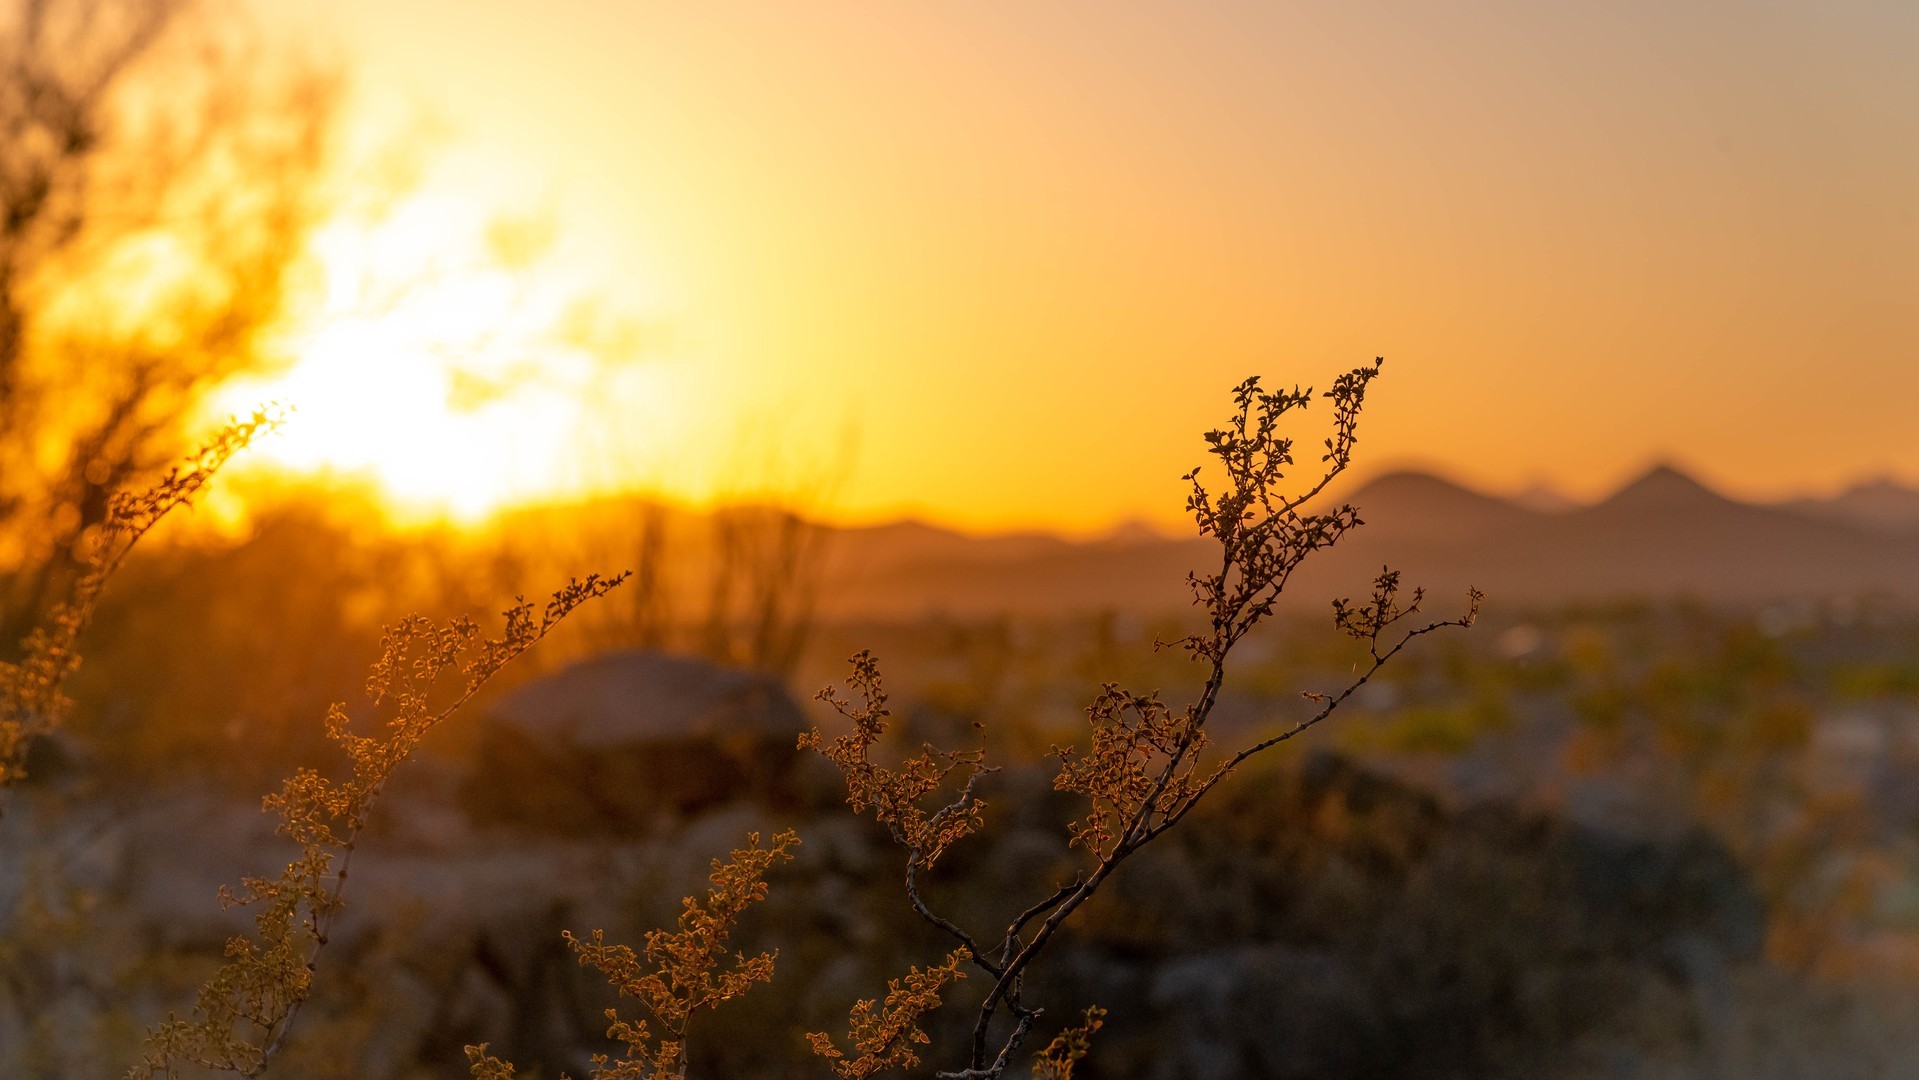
801;359;1478;1077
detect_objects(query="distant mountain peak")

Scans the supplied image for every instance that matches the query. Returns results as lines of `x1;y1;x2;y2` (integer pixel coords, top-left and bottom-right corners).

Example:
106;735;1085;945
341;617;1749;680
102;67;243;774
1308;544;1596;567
1840;474;1919;499
1098;517;1176;546
1338;470;1534;538
1789;474;1919;534
1511;480;1580;514
1349;469;1492;503
1600;463;1729;509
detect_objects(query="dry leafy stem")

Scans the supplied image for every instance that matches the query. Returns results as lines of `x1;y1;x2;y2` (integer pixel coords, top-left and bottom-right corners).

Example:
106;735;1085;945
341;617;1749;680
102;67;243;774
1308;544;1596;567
800;650;990;872
0;408;279;798
465;829;799;1080
130;571;627;1078
1032;1006;1105;1080
806;360;1481;1078
806;948;971;1080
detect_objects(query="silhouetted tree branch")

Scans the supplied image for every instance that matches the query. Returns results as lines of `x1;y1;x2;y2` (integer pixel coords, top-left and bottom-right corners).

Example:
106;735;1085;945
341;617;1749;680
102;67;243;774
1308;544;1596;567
806;360;1481;1078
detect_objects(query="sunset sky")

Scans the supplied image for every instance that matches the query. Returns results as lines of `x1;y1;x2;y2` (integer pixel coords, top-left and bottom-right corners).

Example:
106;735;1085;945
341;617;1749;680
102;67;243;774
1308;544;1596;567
230;0;1918;534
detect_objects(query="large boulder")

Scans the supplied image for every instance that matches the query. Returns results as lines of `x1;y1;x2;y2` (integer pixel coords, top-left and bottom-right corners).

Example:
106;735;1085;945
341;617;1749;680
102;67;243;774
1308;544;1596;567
462;651;816;832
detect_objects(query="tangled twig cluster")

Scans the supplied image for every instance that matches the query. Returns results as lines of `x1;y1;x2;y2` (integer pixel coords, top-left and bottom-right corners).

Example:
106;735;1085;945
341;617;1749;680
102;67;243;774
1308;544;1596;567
804;360;1479;1078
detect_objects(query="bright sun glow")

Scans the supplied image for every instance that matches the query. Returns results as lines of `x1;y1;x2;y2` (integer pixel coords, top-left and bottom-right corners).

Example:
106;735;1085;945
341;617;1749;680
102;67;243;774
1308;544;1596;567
211;189;683;524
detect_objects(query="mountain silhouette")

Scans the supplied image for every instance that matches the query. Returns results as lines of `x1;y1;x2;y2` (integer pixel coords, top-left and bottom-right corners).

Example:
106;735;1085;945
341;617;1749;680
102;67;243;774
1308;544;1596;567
814;465;1919;618
1783;477;1919;536
1509;480;1579;514
1339;470;1534;541
1591;463;1734;513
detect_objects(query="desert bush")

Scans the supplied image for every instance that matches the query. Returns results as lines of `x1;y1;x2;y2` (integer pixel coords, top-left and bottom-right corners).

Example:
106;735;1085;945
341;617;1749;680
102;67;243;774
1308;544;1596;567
798;360;1478;1077
482;490;832;682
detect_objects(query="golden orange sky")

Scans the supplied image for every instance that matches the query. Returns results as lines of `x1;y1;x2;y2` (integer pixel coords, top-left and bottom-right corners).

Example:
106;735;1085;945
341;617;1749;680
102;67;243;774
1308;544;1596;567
230;0;1918;534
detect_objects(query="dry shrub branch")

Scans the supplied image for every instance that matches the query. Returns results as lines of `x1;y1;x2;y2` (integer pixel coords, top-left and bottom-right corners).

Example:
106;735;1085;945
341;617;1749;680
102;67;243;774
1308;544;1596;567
807;948;972;1080
466;830;799;1080
805;360;1481;1078
131;571;628;1078
0;407;279;798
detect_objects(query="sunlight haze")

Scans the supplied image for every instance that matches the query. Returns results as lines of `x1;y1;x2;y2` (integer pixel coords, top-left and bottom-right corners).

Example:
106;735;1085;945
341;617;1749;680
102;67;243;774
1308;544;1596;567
238;0;1919;533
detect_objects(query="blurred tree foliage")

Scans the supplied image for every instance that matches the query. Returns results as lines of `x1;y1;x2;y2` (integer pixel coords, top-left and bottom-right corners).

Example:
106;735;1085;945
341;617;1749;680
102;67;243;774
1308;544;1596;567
0;0;333;646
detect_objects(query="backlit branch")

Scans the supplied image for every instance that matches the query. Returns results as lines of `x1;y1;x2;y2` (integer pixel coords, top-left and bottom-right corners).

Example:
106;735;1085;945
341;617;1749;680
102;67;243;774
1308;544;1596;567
0;407;279;799
132;572;626;1079
806;359;1481;1078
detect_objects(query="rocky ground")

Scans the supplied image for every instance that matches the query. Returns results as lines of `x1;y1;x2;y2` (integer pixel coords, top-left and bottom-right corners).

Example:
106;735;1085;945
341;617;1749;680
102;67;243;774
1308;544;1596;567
0;649;1882;1079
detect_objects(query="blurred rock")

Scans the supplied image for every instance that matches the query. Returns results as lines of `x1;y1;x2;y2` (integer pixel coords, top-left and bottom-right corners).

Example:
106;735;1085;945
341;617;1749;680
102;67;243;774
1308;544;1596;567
461;650;822;831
